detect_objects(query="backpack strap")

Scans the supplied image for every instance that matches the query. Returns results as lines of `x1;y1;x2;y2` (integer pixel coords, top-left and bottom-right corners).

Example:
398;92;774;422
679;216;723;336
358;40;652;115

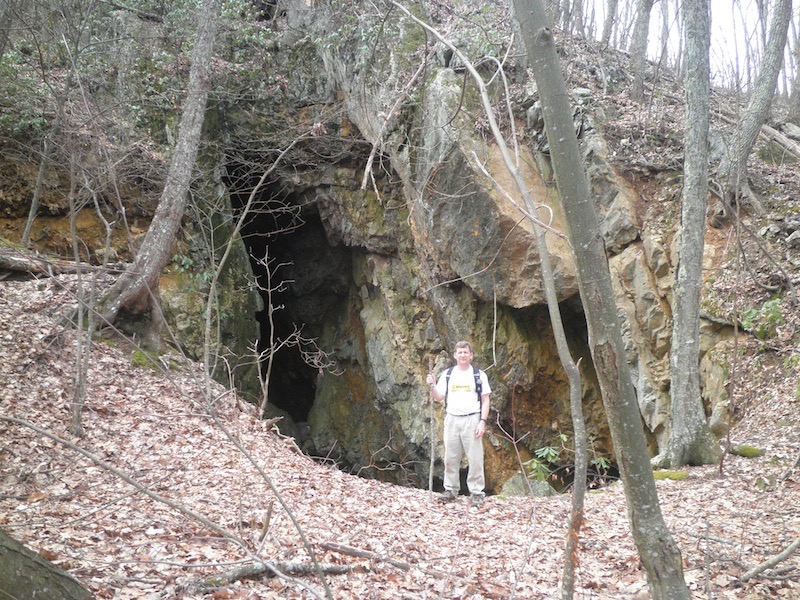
444;366;454;411
473;367;483;408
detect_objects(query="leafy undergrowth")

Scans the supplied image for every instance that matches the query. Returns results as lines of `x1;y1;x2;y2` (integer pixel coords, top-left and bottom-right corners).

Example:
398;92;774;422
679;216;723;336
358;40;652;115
1;276;799;599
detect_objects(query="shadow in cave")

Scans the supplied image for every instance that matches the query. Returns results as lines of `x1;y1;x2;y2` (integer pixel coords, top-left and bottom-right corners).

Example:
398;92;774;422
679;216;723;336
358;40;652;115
225;168;350;425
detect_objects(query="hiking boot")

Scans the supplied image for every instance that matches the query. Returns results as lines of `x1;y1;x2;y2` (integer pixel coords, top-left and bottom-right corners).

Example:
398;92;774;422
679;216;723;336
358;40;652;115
469;493;485;508
437;490;457;503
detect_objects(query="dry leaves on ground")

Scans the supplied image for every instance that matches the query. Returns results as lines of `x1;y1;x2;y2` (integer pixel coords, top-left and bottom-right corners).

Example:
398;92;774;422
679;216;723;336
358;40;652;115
1;276;799;599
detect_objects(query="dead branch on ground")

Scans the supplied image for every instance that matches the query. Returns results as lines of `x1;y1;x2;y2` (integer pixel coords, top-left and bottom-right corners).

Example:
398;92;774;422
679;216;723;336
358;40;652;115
741;534;800;582
320;541;458;581
189;560;363;594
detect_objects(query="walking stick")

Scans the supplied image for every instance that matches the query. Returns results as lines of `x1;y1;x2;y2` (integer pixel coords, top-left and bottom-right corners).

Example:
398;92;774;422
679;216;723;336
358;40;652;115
428;357;435;500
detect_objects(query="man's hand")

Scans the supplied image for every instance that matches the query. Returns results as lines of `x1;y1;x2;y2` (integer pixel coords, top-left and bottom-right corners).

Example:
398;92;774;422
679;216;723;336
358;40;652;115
427;373;443;403
475;419;486;438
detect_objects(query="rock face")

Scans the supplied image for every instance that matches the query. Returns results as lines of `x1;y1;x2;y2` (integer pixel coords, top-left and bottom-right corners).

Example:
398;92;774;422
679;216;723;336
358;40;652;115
0;1;738;494
213;0;737;492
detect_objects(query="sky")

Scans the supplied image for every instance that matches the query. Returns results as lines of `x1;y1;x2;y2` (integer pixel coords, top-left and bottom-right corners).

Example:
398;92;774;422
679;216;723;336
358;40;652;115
590;0;779;90
707;0;764;87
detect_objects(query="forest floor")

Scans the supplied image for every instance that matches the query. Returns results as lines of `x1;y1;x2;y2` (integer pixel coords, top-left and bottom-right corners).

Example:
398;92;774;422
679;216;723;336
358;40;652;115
1;275;799;599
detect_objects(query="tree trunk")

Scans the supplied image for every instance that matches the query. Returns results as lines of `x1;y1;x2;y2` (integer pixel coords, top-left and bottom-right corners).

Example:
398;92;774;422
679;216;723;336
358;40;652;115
659;0;721;468
630;0;654;101
570;0;585;37
717;0;791;210
601;0;619;46
98;0;223;325
512;1;689;597
0;528;91;600
21;91;66;248
788;17;800;123
0;0;15;57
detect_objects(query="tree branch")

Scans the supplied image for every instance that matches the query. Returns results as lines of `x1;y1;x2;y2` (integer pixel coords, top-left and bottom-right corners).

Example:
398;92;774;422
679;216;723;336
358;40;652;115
320;541;458;580
741;534;800;582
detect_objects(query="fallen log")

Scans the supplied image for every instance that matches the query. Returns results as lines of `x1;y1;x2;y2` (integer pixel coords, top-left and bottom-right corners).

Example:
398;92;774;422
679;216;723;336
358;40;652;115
0;245;129;276
190;560;362;593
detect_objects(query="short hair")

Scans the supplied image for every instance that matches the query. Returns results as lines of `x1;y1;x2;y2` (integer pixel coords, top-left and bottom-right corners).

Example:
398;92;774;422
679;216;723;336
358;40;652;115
454;340;473;352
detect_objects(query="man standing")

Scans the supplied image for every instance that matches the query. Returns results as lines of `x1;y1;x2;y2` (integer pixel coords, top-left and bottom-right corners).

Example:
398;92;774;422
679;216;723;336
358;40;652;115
427;341;491;507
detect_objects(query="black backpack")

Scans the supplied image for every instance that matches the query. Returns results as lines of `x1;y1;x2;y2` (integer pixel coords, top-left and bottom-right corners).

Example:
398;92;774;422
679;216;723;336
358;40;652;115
443;366;483;411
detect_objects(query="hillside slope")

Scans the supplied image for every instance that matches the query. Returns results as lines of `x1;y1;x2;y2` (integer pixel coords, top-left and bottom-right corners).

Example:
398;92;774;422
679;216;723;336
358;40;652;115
1;276;798;599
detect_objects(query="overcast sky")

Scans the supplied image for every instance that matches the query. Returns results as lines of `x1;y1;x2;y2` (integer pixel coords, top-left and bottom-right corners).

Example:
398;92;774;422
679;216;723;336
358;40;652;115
621;0;779;89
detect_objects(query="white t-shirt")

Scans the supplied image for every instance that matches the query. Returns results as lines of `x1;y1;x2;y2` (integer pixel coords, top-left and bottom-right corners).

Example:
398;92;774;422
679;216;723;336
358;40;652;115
436;366;491;416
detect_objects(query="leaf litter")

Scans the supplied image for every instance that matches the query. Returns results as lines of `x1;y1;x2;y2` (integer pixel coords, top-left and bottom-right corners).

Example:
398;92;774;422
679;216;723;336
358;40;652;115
0;275;798;599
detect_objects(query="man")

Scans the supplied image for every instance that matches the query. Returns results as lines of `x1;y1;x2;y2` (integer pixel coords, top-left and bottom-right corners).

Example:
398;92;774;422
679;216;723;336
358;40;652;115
427;341;491;507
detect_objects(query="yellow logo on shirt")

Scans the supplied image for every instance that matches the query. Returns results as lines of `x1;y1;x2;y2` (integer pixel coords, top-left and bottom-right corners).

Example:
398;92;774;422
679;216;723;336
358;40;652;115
450;384;472;392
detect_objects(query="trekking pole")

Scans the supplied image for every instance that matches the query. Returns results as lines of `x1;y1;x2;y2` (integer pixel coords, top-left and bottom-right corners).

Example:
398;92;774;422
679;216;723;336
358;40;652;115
428;357;435;501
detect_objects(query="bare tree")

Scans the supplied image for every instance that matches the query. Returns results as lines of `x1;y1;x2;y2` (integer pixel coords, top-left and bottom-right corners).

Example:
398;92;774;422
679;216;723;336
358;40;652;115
788;15;800;122
0;0;16;55
630;0;655;101
655;0;721;468
717;0;792;213
17;0;98;247
570;0;586;37
601;0;619;46
512;0;689;597
98;0;223;329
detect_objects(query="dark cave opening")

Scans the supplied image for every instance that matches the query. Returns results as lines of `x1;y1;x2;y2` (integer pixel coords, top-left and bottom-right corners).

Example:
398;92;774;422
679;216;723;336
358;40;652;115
225;170;350;423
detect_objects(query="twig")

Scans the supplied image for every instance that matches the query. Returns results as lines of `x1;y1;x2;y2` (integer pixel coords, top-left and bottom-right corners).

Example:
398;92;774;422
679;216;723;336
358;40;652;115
319;541;458;580
0;245;129;276
780;448;800;481
439;504;470;598
360;48;434;191
258;499;274;544
422;215;526;294
1;416;246;544
741;534;800;582
736;217;799;304
198;396;333;599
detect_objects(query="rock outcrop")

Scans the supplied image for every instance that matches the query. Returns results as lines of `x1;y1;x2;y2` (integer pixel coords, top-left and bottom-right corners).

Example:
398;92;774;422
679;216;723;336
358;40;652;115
0;0;745;494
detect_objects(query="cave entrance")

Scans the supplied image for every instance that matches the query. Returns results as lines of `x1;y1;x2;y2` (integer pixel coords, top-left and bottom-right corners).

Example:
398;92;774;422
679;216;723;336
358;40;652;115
226;173;350;424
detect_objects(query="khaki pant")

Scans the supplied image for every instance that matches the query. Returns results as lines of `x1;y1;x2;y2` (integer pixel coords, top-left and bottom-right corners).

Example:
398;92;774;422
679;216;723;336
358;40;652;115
443;413;485;495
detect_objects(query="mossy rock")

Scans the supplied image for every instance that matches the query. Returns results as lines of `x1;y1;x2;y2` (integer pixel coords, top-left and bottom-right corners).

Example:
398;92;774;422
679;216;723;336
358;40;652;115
131;348;159;371
653;470;689;481
729;444;764;458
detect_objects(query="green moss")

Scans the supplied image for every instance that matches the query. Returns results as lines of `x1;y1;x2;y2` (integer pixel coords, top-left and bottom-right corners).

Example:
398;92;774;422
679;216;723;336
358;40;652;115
95;336;118;348
755;475;776;491
652;470;689;481
729;444;764;458
131;348;158;370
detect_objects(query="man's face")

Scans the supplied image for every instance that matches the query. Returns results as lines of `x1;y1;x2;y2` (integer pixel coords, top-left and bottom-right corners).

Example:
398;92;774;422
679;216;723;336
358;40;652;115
454;346;473;366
